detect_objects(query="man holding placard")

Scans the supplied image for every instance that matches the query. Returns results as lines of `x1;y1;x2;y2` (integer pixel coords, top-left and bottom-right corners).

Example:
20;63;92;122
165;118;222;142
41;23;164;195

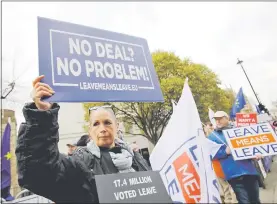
207;111;262;204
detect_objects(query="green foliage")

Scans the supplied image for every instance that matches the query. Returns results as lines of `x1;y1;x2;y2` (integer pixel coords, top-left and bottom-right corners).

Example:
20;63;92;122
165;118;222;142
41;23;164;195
82;51;234;144
152;51;234;123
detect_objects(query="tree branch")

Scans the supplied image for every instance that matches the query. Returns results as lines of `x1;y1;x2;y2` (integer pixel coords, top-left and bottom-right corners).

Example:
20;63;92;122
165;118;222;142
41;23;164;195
124;132;146;137
123;132;153;143
159;110;173;138
114;106;144;131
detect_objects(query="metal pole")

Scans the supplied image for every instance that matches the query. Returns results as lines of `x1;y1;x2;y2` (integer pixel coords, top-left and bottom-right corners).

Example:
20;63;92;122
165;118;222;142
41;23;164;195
1;82;15;99
237;58;270;115
237;58;261;104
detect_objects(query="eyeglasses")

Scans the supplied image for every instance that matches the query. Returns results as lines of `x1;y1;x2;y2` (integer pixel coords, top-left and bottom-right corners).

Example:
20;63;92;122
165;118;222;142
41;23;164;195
88;105;113;115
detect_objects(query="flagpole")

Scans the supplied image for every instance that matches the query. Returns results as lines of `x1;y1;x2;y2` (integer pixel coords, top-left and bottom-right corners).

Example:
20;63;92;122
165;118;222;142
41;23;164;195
236;59;260;103
201;122;227;146
237;58;270;115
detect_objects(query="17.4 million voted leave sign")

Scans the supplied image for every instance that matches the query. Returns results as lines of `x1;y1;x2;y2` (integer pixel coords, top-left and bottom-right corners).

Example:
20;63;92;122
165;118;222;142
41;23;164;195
37;17;164;102
223;123;277;160
95;171;172;203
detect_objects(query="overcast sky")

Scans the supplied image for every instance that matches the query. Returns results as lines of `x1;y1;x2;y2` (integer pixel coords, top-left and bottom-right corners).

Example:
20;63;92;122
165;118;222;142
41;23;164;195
2;2;277;126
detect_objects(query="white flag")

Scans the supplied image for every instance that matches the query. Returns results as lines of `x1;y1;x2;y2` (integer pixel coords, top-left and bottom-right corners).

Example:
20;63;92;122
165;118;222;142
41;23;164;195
150;81;221;203
208;108;216;128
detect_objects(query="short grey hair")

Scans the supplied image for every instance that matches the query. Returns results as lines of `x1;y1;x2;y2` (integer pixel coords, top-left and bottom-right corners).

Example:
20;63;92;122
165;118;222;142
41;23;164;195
89;107;117;122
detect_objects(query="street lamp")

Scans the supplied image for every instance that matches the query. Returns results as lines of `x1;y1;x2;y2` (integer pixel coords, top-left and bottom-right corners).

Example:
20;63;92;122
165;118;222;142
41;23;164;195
1;82;15;99
236;58;270;115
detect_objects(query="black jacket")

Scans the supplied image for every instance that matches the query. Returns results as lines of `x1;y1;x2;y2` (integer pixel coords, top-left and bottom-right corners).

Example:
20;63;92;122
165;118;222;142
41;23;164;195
15;103;151;203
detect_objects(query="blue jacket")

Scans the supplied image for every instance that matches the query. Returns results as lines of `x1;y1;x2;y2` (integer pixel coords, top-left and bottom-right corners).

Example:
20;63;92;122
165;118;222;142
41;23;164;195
208;126;258;180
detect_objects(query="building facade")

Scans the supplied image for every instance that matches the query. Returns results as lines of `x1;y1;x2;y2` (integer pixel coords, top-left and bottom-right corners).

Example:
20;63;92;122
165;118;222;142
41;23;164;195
57;103;87;154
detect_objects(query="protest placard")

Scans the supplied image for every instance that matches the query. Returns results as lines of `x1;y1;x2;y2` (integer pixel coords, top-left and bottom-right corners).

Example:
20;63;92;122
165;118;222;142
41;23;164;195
223;123;277;160
37;17;164;102
95;171;172;203
236;113;257;127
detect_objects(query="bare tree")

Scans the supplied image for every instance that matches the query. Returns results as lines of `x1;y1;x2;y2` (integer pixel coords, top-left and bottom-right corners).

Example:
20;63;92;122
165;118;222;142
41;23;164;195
113;102;173;145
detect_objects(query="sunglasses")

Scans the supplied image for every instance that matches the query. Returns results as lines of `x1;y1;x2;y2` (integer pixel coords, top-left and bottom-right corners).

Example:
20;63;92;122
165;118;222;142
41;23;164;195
88;105;113;115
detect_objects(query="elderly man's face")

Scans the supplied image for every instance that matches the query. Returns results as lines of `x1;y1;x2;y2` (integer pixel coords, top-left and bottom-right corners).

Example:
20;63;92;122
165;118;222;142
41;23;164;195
89;109;117;148
67;145;77;155
215;116;229;129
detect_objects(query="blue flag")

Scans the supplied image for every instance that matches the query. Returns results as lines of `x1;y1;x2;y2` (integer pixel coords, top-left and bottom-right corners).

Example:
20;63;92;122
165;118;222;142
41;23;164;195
230;87;246;119
1;122;14;201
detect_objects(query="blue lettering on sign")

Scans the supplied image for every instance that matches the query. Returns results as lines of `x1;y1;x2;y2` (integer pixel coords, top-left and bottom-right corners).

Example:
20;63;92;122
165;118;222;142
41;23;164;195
189;145;199;167
242;148;252;156
213;179;219;192
164;165;179;196
212;179;221;203
38;17;164;102
234;150;244;158
260;145;270;153
260;124;270;133
226;131;235;139
236;144;277;159
243;128;252;136
250;126;260;134
253;147;263;155
271;144;277;152
164;165;171;183
167;179;180;196
234;129;243;137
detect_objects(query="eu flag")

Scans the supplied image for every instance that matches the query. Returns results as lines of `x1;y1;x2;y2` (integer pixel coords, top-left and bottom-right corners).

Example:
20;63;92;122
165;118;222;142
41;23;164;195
230;87;246;119
1;122;14;201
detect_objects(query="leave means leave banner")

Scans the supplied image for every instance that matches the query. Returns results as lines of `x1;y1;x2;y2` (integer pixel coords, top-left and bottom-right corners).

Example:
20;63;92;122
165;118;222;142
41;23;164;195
223;123;277;160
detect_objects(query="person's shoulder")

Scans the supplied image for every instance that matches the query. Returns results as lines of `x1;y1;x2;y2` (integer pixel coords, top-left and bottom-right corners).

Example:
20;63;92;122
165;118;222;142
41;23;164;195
77;135;90;146
74;146;89;154
72;147;92;160
207;129;222;140
207;131;216;139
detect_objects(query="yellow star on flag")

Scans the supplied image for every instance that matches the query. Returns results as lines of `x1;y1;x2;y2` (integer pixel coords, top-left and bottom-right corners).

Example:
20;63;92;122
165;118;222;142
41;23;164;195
4;152;12;160
235;99;240;107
